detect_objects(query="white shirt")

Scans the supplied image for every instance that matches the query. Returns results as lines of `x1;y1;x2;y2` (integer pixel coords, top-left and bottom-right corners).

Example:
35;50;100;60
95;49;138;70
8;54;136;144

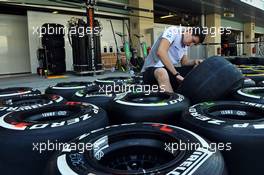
141;26;188;72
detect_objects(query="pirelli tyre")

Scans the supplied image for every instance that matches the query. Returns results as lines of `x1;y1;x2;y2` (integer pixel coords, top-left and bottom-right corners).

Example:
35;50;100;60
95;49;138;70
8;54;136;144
178;56;244;103
132;75;143;84
0;87;41;100
241;68;264;83
0;102;108;175
234;87;264;104
45;82;98;100
258;80;264;86
251;57;264;65
234;57;253;65
180;101;264;175
225;57;235;64
0;94;65;116
95;76;133;87
45;123;226;175
236;65;252;69
108;92;190;124
242;78;256;87
71;89;117;111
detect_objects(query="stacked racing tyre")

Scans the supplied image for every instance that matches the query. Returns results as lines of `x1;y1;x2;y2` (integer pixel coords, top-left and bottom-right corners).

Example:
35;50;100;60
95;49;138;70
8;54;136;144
45;82;97;100
236;64;252;69
0;94;65;116
234;87;264;104
72;77;134;110
108;92;190;124
131;75;143;85
178;56;243;103
251;57;264;65
233;57;253;65
72;89;115;110
242;78;256;87
0;102;108;175
258;80;264;86
71;83;130;110
95;76;133;87
180;101;264;175
45;123;226;175
0;87;41;100
239;66;264;83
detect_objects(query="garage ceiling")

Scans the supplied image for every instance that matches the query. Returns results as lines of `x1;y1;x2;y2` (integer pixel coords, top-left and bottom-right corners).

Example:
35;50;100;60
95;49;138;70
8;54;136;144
154;0;264;27
1;0;263;27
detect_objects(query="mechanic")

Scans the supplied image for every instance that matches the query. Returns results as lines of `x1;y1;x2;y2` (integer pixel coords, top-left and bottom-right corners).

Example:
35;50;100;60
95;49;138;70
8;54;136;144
141;26;206;92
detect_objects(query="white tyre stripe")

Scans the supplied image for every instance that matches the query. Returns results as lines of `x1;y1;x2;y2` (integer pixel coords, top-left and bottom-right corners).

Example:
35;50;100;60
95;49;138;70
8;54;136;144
51;86;86;90
115;100;168;106
57;155;78;175
0;91;31;98
55;96;64;102
237;88;264;99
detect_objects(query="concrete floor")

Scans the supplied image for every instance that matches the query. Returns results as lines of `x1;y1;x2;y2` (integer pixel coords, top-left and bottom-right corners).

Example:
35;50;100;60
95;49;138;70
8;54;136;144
0;71;130;93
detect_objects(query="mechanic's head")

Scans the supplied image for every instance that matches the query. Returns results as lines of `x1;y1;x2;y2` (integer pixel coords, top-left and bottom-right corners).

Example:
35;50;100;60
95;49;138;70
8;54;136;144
183;26;206;46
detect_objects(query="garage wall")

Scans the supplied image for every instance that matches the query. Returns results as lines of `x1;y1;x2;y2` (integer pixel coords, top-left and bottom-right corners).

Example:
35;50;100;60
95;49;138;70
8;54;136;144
27;11;127;73
0;14;31;75
256;26;264;34
221;18;244;31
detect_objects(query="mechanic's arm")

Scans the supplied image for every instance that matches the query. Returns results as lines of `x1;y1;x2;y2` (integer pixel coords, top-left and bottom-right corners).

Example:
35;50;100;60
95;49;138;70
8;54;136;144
181;55;194;66
181;55;203;66
156;38;179;76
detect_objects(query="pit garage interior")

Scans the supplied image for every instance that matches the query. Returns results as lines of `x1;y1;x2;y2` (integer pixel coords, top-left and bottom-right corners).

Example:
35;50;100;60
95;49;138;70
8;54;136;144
0;0;264;175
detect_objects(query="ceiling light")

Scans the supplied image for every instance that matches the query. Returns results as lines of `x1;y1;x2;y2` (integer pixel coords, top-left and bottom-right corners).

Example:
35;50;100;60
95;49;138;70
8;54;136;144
223;8;235;18
160;14;175;19
52;11;59;14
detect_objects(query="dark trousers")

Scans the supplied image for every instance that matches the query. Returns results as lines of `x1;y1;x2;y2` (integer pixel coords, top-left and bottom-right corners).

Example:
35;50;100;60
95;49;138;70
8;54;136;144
143;66;193;91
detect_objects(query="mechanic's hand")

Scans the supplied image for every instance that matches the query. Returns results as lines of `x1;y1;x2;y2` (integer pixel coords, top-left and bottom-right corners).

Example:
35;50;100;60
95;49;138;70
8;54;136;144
176;74;184;83
194;59;203;66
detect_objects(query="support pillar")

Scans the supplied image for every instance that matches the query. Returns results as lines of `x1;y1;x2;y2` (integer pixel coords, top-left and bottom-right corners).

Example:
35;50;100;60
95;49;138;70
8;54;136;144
205;13;221;57
243;22;255;56
129;0;154;53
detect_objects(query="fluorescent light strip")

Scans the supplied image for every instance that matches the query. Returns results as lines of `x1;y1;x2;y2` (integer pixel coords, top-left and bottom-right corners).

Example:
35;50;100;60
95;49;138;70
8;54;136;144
160;14;175;19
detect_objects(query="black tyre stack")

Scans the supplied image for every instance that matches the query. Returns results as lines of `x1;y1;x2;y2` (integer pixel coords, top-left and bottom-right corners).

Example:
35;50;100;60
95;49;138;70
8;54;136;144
8;55;264;175
0;102;108;175
176;56;264;175
45;81;98;100
0;87;41;100
108;92;190;124
41;23;66;75
71;77;134;111
68;18;103;74
94;20;103;71
232;56;264;83
0;85;109;175
40;68;231;175
178;56;244;103
180;101;264;175
45;123;226;175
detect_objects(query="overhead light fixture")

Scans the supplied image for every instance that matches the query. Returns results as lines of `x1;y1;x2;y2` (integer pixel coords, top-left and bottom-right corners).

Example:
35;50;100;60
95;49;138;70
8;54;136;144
223;8;234;18
160;13;175;19
223;12;234;18
52;11;59;14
